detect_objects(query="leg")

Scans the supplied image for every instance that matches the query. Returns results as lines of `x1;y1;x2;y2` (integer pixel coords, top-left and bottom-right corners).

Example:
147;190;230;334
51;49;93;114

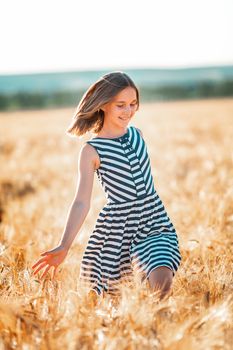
147;266;173;301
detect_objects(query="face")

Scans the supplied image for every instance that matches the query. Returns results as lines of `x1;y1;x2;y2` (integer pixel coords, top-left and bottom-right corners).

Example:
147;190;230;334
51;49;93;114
100;87;138;128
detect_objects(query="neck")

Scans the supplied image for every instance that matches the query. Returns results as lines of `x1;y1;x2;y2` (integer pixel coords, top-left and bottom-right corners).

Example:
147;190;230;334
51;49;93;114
97;126;128;138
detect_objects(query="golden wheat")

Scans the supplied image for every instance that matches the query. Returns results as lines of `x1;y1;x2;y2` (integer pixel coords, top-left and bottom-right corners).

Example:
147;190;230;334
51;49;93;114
0;98;232;349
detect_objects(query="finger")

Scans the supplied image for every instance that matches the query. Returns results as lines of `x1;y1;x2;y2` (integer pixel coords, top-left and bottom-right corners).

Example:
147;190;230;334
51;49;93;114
32;257;47;269
40;265;51;279
40;251;50;256
32;262;47;275
52;265;58;279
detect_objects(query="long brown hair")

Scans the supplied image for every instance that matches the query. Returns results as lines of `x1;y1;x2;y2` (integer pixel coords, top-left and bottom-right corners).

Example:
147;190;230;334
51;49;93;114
66;71;140;137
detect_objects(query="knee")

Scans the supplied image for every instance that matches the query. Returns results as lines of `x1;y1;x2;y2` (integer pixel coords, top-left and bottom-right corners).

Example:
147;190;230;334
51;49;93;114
148;266;173;295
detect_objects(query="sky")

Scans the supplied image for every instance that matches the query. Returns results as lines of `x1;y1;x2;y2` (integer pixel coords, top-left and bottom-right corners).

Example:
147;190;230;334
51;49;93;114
0;0;233;75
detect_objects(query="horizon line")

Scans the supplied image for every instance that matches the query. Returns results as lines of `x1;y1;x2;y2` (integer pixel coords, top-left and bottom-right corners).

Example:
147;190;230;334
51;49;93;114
0;62;233;77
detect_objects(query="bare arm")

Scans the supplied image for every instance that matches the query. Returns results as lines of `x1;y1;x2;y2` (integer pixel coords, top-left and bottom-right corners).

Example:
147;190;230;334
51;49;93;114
58;143;97;250
31;143;98;279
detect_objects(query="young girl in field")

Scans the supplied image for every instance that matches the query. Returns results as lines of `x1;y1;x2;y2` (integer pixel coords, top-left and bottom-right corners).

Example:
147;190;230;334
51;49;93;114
32;71;182;301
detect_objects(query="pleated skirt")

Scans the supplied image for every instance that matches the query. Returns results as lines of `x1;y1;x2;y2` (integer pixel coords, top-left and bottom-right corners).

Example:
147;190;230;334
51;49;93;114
78;191;182;296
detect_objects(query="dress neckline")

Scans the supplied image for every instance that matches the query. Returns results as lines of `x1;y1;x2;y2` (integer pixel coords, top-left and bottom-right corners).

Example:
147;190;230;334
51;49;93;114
92;127;130;140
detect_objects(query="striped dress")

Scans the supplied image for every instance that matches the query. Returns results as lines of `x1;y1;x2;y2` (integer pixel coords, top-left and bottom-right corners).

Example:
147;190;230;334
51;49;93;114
78;125;182;296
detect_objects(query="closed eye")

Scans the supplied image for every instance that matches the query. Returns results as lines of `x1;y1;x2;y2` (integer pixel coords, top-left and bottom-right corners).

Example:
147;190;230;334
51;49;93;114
117;104;137;107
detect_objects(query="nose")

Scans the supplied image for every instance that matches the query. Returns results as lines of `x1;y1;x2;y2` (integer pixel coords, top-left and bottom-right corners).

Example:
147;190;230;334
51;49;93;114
122;105;131;115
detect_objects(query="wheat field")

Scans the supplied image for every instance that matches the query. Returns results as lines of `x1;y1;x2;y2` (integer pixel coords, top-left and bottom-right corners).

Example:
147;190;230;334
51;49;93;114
0;98;232;349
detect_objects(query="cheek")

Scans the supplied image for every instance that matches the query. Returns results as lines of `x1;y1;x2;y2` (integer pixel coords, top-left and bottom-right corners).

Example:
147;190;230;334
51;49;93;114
113;107;121;114
104;107;117;117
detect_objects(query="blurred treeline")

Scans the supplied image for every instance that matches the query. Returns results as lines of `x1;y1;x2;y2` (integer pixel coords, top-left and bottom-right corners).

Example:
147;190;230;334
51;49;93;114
0;81;232;111
0;66;233;111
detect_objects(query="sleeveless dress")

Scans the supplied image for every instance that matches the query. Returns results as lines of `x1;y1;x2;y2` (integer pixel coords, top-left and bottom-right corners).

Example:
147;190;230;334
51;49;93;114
78;125;182;296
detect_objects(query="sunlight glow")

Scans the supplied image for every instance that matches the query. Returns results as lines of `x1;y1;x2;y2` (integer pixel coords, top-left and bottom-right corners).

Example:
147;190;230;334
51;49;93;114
0;0;232;74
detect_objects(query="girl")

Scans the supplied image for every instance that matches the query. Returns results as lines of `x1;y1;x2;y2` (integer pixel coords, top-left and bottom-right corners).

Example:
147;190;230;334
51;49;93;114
31;71;182;301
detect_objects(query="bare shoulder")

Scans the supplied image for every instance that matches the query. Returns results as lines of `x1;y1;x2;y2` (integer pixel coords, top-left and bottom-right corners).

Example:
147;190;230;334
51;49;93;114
73;143;97;206
79;142;100;170
135;127;143;138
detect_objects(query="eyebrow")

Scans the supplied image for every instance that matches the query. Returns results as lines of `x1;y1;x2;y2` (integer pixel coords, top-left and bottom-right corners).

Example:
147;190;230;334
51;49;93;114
115;99;137;103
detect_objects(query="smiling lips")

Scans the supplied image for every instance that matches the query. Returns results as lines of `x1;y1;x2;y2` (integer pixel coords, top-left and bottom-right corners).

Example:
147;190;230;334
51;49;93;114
119;117;129;120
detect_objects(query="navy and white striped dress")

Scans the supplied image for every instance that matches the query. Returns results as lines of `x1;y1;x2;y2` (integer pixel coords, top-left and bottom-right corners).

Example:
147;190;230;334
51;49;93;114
78;125;182;296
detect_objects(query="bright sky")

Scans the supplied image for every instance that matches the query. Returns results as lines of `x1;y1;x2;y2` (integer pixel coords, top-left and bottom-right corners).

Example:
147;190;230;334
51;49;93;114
1;0;232;75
